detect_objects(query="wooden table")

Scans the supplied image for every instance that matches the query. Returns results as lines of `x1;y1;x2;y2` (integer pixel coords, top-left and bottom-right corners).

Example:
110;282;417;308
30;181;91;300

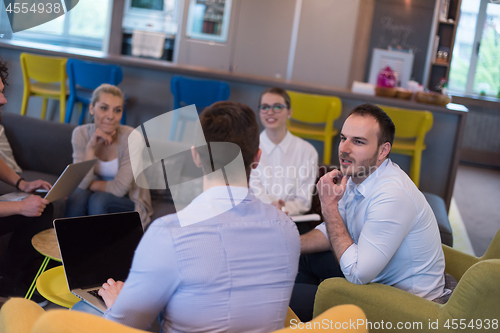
26;228;62;300
28;228;79;307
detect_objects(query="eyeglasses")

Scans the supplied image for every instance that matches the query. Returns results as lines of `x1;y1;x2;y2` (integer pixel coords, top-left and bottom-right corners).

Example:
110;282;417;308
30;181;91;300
259;103;288;114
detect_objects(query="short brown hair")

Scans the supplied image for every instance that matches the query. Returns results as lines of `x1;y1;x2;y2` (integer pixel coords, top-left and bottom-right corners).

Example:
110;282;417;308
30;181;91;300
259;87;291;109
197;102;260;180
348;103;395;147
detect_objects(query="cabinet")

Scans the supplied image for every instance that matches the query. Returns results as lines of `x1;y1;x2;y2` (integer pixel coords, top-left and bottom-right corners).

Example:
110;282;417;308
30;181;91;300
185;0;232;43
427;0;462;92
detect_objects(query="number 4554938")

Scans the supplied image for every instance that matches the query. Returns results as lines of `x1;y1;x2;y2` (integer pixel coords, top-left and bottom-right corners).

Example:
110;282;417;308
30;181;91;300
5;2;62;14
444;319;498;330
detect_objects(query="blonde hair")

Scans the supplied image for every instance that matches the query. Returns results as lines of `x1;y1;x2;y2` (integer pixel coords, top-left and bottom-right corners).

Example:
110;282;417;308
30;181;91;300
90;84;124;107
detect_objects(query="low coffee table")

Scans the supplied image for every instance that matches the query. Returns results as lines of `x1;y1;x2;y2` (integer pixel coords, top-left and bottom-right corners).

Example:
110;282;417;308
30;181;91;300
27;228;79;308
26;228;62;299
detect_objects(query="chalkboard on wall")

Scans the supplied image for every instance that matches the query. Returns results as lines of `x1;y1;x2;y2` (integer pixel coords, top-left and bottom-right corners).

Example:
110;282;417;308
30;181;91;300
364;0;436;86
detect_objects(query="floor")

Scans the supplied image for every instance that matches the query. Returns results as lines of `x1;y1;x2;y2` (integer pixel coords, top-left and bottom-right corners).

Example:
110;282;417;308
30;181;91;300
1;164;498;311
452;163;500;256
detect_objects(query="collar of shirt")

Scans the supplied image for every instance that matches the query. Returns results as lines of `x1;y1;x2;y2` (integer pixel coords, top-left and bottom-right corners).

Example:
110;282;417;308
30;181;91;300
191;185;250;205
260;130;293;155
345;158;391;198
175;186;253;227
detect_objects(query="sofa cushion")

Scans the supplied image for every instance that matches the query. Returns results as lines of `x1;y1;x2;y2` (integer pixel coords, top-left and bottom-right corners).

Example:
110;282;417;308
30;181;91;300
2;113;75;176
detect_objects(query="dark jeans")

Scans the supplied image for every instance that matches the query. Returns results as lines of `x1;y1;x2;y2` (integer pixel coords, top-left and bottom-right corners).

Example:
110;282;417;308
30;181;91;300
290;250;345;322
65;188;135;217
0;204;54;296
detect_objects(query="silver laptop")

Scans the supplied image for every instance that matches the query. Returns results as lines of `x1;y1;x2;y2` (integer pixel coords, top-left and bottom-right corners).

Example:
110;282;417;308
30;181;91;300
54;212;144;312
0;159;96;202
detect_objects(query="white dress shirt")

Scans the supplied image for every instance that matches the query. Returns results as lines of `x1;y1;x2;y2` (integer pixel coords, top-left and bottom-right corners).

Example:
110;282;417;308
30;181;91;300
316;159;445;300
250;131;318;216
104;186;300;332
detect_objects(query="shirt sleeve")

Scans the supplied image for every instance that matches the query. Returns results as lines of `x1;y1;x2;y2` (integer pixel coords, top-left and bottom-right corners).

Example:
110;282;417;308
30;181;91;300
103;219;182;330
72;126;94;190
339;189;416;285
284;146;318;216
104;127;134;197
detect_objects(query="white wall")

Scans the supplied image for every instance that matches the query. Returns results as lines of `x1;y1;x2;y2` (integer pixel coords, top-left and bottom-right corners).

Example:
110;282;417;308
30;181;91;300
176;0;362;88
292;0;361;88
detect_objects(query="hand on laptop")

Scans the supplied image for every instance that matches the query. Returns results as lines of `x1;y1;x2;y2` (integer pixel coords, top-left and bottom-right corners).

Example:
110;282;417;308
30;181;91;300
99;278;124;308
19;179;52;193
20;195;49;217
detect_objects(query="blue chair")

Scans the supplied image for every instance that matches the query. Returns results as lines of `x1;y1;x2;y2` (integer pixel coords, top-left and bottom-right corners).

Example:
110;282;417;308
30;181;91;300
170;76;230;141
65;59;125;125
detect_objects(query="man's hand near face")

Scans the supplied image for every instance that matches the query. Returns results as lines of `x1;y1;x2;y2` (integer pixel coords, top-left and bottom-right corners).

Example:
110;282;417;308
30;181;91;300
317;169;353;261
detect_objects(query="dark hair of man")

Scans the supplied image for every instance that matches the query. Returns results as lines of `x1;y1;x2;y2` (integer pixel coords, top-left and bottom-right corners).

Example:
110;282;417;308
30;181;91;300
0;58;8;86
197;101;260;180
348;103;395;147
259;87;291;109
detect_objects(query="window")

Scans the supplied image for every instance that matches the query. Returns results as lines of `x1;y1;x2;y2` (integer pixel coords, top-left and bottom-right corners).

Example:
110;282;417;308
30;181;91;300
449;0;500;97
7;0;111;50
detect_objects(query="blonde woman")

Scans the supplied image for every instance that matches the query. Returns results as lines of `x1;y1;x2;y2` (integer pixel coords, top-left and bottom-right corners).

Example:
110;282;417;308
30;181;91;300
65;84;153;227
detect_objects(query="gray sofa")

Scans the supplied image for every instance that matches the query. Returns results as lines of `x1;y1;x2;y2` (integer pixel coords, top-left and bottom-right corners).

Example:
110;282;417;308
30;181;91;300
0;112;176;222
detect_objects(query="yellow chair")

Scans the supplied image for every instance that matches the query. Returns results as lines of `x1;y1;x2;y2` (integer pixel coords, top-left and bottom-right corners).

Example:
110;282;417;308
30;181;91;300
313;231;500;332
378;105;433;187
287;91;342;165
35;266;80;308
0;299;367;333
20;53;68;123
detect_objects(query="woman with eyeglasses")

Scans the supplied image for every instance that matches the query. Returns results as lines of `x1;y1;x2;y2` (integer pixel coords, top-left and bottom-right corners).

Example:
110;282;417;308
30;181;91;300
250;87;318;216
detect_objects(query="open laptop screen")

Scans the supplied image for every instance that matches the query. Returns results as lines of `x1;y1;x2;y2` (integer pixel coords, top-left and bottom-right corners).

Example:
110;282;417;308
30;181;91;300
54;212;144;290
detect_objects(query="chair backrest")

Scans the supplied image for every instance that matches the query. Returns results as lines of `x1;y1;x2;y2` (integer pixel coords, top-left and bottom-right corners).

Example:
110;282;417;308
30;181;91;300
20;53;67;84
379;105;433;140
482;229;500;260
274;305;368;332
67;58;123;91
170;76;230;112
0;298;45;333
440;259;500;324
287;90;342;125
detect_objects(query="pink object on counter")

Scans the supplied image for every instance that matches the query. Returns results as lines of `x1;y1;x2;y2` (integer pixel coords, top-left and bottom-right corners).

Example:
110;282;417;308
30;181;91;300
377;66;397;88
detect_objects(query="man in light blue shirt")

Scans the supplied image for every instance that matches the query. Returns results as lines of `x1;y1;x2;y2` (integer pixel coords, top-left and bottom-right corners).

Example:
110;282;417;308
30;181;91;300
97;102;300;332
292;104;445;320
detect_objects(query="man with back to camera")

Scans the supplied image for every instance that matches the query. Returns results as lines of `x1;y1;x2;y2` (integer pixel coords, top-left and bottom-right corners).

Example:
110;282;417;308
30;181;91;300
290;103;445;320
90;102;300;332
0;58;53;299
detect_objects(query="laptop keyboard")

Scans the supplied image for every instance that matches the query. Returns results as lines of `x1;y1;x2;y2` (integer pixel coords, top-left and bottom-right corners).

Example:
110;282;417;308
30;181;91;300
87;289;104;303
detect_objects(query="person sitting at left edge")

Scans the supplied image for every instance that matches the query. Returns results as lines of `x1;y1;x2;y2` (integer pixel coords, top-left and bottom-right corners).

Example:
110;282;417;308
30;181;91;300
0;57;53;302
73;101;300;332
